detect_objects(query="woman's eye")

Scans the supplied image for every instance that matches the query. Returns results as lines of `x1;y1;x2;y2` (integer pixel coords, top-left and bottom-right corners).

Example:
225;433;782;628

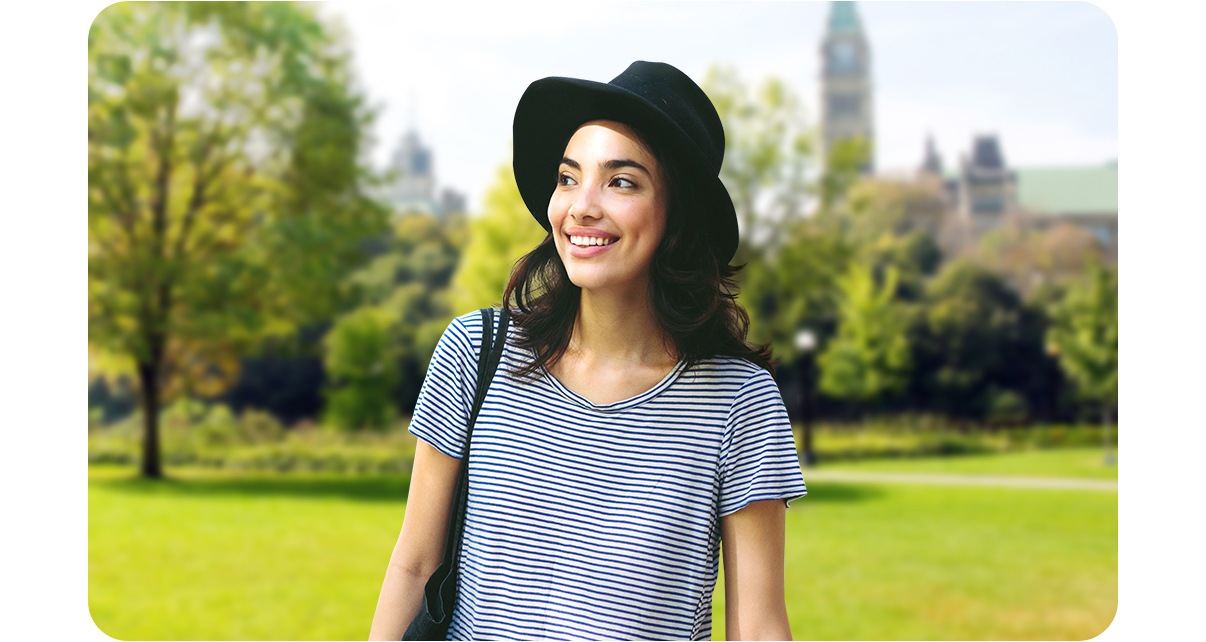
611;177;636;188
557;173;577;186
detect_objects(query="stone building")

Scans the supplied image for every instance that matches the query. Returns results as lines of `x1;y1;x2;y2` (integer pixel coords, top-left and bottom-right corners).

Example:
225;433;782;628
819;1;1117;264
379;128;466;219
915;134;1117;263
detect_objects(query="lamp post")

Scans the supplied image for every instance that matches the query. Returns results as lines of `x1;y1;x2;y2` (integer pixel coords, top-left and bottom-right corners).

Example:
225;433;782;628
795;329;817;467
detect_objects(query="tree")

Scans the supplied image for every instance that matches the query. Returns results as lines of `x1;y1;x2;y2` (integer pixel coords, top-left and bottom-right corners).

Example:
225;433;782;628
817;262;912;408
971;220;1107;299
342;212;466;417
1046;261;1118;458
448;165;548;314
701;66;816;264
740;218;853;364
321;307;400;431
818;137;872;215
911;260;1050;422
88;3;387;477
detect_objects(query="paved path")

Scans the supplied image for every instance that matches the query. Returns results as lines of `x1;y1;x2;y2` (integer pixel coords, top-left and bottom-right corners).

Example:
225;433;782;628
802;470;1118;492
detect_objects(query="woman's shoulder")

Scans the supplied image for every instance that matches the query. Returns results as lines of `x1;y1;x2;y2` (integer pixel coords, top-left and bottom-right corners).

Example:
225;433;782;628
678;355;776;401
691;354;771;381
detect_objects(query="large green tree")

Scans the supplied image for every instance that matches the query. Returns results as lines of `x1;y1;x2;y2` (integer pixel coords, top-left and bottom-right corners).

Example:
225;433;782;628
911;260;1050;422
818;262;912;404
1046;261;1118;453
334;212;466;424
88;2;387;477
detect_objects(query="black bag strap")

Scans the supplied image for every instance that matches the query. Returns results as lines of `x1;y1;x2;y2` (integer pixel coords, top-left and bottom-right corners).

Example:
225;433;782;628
438;307;509;570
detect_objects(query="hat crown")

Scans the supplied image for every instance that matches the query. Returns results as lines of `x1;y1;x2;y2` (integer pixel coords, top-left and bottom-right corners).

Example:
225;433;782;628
607;61;725;174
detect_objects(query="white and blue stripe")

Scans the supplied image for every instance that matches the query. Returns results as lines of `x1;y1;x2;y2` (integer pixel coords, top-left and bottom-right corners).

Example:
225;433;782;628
409;310;808;640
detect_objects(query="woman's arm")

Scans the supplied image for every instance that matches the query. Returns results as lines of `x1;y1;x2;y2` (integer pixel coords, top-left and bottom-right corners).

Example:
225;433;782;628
720;498;792;641
368;440;462;640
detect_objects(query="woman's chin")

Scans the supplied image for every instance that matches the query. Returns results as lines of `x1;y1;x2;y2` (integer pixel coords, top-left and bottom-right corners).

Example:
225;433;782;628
564;268;646;295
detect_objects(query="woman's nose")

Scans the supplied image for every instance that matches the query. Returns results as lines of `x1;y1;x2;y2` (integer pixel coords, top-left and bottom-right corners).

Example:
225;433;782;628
568;184;602;220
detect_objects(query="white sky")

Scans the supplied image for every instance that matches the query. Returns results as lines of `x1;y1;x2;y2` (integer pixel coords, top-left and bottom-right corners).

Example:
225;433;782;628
318;0;1118;212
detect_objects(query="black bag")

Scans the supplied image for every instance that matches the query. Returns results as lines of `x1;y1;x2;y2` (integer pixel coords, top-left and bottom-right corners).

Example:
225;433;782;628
402;307;509;641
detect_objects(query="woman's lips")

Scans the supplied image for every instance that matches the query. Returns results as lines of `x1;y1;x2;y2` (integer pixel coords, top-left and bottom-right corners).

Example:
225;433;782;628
564;228;619;258
566;235;617;258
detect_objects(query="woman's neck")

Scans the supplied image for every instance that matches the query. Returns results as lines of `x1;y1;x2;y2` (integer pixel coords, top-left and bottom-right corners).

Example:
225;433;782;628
568;287;677;368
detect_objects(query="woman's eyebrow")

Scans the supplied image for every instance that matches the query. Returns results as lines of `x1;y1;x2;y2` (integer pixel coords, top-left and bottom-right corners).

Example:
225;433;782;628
602;159;650;175
559;156;650;175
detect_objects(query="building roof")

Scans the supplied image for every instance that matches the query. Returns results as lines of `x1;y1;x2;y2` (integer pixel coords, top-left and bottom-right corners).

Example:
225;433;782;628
971;135;1005;170
1015;164;1117;216
827;2;862;35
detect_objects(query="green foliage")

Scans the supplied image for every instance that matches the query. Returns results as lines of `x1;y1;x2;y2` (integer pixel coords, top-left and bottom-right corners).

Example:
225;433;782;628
913;260;1049;420
819;137;872;212
449;165;548;312
89;1;388;475
984;386;1030;426
818;262;912;404
1046;262;1118;407
321;308;399;431
343;211;466;404
740;218;854;363
701;66;815;263
88;403;417;472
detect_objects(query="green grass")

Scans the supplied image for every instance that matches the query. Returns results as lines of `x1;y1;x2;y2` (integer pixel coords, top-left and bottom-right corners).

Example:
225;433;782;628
814;446;1119;480
89;449;1116;640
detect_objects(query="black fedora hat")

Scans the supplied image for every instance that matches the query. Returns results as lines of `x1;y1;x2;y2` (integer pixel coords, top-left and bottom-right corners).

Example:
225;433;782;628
512;60;739;263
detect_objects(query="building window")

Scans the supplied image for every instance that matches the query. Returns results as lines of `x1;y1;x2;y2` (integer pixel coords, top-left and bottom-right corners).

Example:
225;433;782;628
828;41;860;75
1092;225;1113;247
972;196;1003;214
827;94;861;118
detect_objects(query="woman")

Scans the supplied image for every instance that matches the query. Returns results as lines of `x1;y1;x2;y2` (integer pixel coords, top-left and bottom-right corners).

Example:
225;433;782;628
370;61;807;641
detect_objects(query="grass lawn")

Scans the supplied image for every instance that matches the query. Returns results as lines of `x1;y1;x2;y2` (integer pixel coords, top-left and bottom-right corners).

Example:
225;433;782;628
812;446;1119;481
89;449;1116;640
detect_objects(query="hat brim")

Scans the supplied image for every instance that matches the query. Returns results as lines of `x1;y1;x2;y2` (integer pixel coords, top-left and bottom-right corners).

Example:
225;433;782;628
512;76;739;263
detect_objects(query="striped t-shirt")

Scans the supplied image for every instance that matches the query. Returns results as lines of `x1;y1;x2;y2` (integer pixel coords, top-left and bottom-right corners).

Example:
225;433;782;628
409;310;808;640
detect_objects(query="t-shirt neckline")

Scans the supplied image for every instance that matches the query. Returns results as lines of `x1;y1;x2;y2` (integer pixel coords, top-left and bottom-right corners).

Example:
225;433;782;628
533;349;687;413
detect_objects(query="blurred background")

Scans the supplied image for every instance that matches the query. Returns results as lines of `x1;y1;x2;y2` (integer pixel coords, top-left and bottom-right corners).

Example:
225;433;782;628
88;2;1118;640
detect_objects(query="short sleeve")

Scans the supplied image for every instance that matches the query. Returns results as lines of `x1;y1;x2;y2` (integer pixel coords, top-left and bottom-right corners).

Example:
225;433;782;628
407;313;481;459
718;368;809;517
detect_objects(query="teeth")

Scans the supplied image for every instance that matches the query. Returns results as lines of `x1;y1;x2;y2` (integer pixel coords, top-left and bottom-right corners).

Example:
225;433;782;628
569;235;615;247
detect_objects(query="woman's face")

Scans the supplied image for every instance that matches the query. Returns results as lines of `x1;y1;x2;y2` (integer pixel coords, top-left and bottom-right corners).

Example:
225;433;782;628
548;120;668;295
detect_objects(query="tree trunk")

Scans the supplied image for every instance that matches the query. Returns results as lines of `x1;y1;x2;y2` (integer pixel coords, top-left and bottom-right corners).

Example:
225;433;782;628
137;360;163;479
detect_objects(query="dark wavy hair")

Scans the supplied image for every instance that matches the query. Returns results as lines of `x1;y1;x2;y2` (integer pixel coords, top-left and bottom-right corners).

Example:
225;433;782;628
502;123;773;378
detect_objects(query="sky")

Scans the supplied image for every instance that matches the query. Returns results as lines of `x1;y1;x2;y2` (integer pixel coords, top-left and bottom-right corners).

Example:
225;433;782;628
317;0;1118;213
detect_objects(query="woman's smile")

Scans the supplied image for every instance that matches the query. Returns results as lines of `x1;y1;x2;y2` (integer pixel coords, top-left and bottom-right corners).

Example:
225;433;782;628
565;225;620;257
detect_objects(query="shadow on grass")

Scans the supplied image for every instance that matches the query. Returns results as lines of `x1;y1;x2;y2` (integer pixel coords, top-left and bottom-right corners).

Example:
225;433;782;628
795;480;886;504
89;469;886;505
90;470;412;504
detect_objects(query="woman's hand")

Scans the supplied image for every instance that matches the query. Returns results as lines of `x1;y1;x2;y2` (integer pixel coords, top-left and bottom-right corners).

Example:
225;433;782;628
720;499;792;640
368;440;461;640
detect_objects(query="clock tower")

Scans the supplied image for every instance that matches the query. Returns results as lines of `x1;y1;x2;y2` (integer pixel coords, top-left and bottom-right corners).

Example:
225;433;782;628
820;1;874;174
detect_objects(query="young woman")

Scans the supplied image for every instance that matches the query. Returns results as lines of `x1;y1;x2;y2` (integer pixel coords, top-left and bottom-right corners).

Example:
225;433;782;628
370;61;807;641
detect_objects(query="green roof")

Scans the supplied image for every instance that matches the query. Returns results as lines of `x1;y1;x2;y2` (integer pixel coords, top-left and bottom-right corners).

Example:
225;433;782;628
1015;164;1117;216
828;2;861;35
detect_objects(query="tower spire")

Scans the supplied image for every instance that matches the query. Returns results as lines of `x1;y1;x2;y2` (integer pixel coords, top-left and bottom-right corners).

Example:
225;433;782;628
820;1;874;175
